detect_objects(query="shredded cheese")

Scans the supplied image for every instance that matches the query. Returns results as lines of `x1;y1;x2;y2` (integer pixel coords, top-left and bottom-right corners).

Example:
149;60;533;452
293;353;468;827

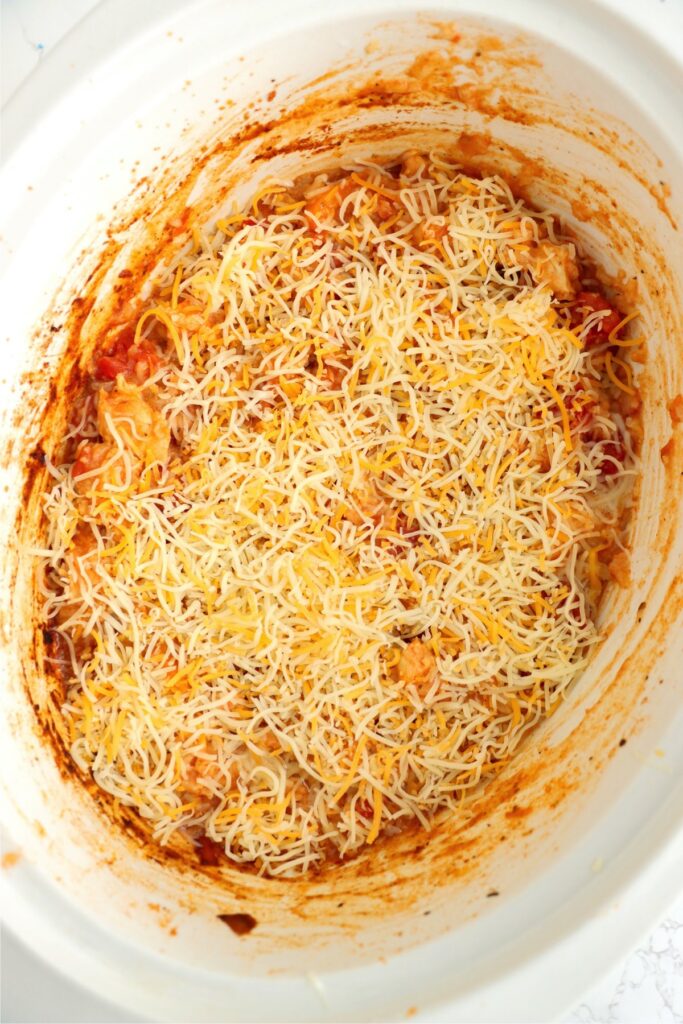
37;152;638;877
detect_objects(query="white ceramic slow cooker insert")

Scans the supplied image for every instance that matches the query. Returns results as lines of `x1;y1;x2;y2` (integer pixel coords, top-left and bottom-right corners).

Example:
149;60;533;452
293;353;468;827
1;0;682;1020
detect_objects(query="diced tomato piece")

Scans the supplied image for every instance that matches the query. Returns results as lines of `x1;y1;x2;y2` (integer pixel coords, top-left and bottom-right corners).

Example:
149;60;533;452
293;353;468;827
319;361;350;390
111;327;136;357
328;244;345;269
395;511;419;540
356;798;373;821
566;382;595;432
570;291;623;348
599;439;626;476
95;355;128;380
94;339;162;384
196;834;224;866
571;406;594;432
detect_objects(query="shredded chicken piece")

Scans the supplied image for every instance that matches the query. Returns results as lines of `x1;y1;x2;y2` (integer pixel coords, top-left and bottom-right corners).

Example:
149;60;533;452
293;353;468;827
344;476;386;525
278;375;304;401
97;382;170;466
608;550;631;588
398;638;437;695
515;240;579;299
182;754;226;794
304;179;354;227
72;441;129;493
66;525;99;599
401;150;426;178
414;220;448;246
288;780;313;811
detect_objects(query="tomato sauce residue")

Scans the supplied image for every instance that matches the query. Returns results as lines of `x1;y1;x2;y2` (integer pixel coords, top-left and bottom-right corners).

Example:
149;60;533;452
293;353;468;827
218;912;257;935
196;835;226;867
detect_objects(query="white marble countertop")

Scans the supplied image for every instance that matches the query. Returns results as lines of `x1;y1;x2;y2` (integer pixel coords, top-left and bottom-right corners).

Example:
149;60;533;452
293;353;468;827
1;1;682;1021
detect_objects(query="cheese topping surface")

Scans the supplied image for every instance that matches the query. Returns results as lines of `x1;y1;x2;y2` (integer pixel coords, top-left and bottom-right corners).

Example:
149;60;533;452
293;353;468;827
38;153;639;875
